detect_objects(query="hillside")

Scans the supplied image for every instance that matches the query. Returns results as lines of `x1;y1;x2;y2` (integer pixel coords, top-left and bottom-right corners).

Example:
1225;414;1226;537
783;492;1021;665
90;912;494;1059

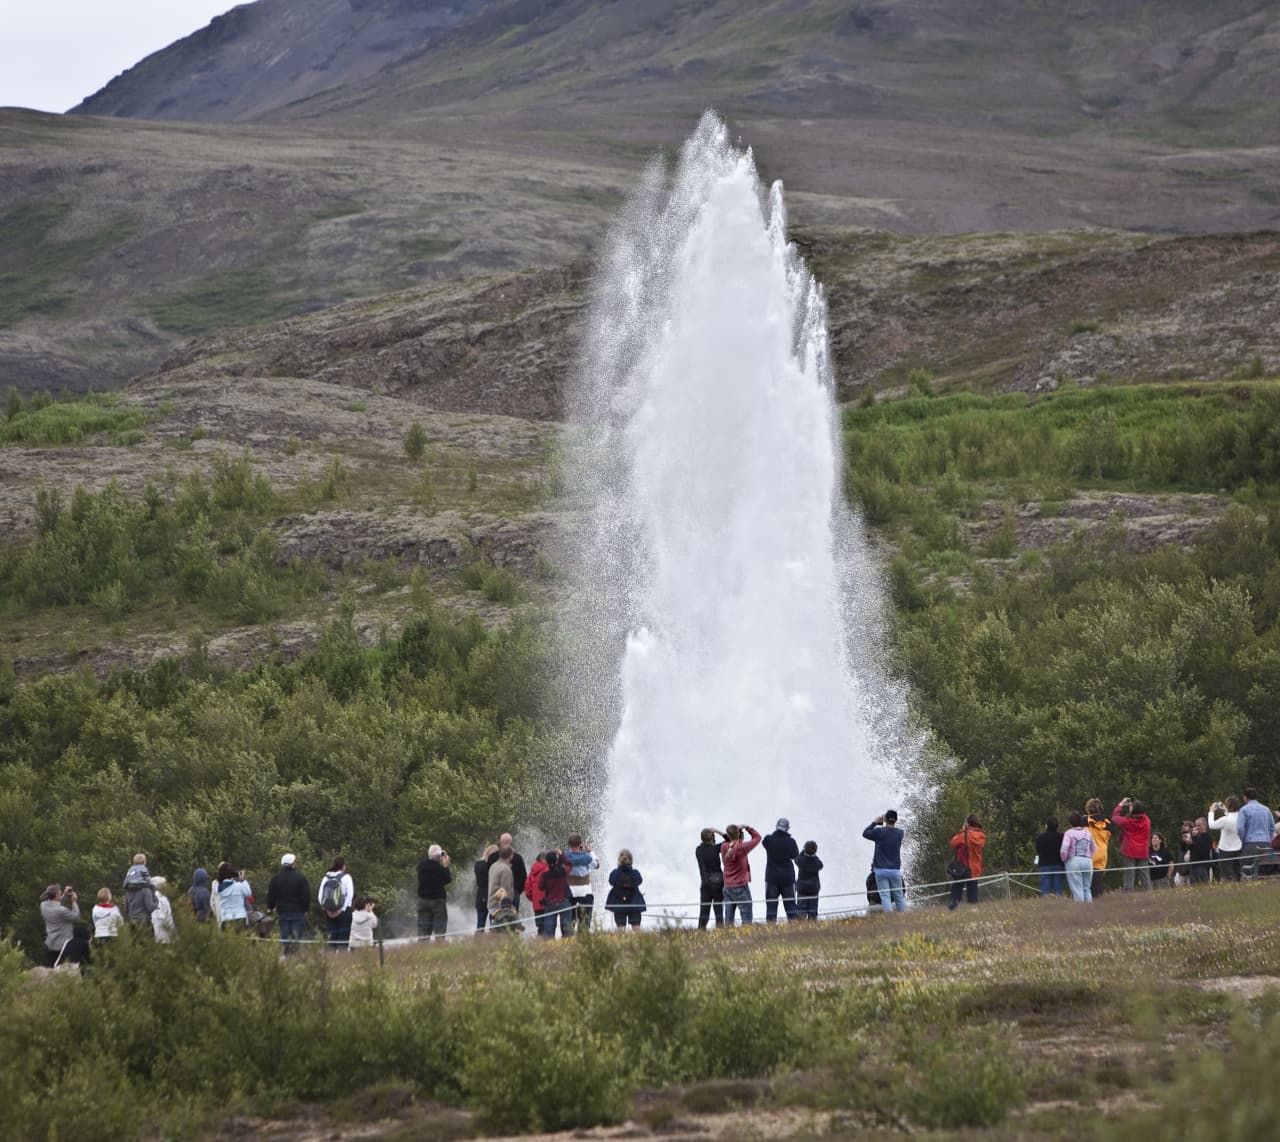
6;0;1278;393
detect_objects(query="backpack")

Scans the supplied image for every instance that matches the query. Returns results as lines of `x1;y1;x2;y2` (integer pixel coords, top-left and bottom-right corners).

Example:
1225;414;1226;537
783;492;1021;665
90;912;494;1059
321;873;347;917
614;869;636;906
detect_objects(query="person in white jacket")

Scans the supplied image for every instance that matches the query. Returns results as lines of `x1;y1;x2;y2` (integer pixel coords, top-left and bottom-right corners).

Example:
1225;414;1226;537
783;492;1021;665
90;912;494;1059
150;878;175;943
1208;796;1243;882
318;856;355;950
348;897;379;949
92;888;124;939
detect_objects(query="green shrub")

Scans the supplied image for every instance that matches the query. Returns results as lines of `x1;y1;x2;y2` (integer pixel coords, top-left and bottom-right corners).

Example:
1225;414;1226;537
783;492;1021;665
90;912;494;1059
905;1026;1025;1128
404;420;427;461
679;962;805;1079
459;960;634;1131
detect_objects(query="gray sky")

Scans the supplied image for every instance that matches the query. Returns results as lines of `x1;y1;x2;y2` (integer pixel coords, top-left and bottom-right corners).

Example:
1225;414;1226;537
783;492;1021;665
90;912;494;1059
1;1;243;113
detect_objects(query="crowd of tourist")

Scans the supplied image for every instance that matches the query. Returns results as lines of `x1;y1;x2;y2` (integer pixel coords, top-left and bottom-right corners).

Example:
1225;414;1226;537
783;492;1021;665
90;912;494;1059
35;788;1280;966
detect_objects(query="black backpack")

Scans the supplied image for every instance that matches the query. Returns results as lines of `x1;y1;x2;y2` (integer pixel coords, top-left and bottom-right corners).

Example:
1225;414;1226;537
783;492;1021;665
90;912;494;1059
615;869;636;906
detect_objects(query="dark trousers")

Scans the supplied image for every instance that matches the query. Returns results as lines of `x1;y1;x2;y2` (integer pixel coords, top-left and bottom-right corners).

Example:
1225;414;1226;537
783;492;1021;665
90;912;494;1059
950;877;979;907
796;887;820;919
1218;851;1243;881
698;882;725;929
417;898;448;938
765;879;799;923
612;911;642;929
474;902;487;931
1090;870;1106;897
570;893;593;933
277;911;306;954
324;910;351;950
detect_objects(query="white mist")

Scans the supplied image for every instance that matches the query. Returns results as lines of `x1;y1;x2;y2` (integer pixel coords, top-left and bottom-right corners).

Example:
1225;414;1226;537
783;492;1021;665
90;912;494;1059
568;113;916;920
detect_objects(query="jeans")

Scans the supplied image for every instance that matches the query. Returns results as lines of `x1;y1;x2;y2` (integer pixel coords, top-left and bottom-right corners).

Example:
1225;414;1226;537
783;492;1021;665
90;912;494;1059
417;898;448;938
873;870;906;913
539;903;572;938
1121;854;1151;891
795;887;819;920
1038;865;1066;896
949;877;978;908
474;902;487;931
277;911;306;954
723;885;753;925
1240;841;1269;880
1065;856;1093;901
764;879;799;923
698;882;725;929
324;910;351;950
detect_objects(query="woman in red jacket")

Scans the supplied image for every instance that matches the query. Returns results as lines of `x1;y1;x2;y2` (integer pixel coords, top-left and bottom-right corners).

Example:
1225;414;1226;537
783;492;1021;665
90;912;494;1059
949;815;987;910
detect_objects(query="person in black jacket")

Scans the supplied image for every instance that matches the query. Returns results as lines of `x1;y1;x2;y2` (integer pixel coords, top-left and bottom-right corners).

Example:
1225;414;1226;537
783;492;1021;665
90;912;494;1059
266;854;311;955
795;840;823;919
696;828;725;929
473;844;497;930
762;817;800;923
416;844;453;938
1035;817;1066;897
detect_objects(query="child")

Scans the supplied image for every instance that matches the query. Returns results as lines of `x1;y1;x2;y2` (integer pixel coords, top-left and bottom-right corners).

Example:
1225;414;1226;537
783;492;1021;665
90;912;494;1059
123;852;157;927
605;849;646;931
348;897;379;949
150;878;175;943
489;890;521;933
796;841;823;920
92;888;123;939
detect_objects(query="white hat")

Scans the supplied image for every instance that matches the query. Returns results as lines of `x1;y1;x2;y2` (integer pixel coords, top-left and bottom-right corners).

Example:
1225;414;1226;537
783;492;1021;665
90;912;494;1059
281;853;296;866
428;844;443;860
150;876;167;888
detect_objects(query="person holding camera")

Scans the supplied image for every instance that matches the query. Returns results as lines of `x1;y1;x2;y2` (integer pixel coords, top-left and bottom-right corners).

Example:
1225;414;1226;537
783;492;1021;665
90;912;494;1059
762;817;801;924
696;828;726;930
39;883;80;966
720;824;762;926
348;897;379;949
862;811;906;913
417;843;452;939
1208;797;1243;881
948;815;986;910
1110;797;1152;891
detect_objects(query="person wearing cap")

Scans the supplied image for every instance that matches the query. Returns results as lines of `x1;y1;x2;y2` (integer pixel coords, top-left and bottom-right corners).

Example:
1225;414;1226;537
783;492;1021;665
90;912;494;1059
762;817;801;923
267;853;311;955
863;811;907;913
416;843;453;939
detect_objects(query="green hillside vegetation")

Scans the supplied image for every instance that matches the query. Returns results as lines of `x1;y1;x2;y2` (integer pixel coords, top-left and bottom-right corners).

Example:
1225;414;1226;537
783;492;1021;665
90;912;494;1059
0;455;328;625
5;891;1280;1139
0;598;564;962
844;382;1280;868
1;390;149;445
0;199;135;328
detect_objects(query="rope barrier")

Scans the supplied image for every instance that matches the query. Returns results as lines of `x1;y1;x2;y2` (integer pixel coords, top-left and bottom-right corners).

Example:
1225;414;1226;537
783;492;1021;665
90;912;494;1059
166;853;1280;952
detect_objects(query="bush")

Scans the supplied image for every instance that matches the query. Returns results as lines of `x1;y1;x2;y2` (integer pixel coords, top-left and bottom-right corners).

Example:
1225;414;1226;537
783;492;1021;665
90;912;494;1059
404;420;427;461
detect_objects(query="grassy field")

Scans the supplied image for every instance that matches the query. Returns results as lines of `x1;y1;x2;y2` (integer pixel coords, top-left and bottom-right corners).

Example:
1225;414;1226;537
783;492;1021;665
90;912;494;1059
8;883;1280;1139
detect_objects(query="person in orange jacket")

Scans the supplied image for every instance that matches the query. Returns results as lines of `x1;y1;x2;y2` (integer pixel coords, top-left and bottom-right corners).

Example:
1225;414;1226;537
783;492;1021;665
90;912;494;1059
1084;798;1115;897
948;814;987;910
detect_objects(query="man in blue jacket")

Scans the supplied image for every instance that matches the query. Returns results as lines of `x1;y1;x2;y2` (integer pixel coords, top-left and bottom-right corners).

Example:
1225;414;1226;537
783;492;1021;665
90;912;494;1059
1237;785;1275;880
762;817;800;923
863;811;907;913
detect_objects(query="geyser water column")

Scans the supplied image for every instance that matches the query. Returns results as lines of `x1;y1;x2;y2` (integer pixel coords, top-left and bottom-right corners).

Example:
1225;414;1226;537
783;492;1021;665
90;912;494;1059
568;113;915;918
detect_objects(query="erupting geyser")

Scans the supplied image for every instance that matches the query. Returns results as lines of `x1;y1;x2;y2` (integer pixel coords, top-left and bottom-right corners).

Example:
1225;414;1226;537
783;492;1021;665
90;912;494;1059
566;113;918;919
